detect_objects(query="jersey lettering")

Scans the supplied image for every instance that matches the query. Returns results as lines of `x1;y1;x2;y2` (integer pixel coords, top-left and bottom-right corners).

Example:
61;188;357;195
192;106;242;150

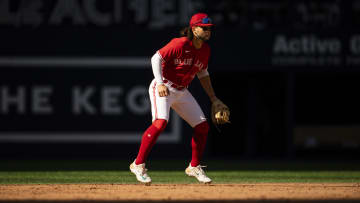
174;58;193;66
158;37;210;86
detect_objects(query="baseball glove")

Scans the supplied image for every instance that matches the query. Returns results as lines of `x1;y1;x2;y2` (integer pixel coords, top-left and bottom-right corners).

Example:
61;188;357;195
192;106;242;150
211;99;230;125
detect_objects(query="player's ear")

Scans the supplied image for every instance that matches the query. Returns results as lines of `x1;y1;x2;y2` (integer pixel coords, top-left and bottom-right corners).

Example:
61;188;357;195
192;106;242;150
191;26;196;33
192;26;199;36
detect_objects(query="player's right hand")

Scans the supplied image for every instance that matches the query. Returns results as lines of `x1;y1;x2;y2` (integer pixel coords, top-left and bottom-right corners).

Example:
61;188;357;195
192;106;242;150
157;84;169;97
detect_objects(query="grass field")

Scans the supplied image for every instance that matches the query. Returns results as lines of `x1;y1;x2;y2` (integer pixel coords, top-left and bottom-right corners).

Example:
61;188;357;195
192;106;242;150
1;160;360;202
1;159;360;184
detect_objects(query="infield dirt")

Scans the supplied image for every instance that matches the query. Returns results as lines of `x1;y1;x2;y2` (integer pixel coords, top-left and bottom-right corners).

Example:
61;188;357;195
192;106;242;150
0;183;360;202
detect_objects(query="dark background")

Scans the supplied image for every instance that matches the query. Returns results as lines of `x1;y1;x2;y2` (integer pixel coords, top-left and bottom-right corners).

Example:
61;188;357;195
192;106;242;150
0;0;359;161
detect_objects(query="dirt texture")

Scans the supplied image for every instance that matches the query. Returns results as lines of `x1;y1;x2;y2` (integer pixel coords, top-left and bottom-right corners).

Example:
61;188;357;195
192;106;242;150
0;183;360;202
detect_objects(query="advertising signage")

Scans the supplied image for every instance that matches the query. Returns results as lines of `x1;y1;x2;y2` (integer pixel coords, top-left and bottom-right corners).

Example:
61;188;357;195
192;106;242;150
0;58;182;143
1;1;360;70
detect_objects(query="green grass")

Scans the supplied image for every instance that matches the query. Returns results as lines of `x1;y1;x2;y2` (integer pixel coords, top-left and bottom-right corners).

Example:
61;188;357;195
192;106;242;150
0;160;360;184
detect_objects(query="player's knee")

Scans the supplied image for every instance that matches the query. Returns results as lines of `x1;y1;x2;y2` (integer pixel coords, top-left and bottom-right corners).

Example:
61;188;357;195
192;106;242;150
194;121;209;136
153;119;167;132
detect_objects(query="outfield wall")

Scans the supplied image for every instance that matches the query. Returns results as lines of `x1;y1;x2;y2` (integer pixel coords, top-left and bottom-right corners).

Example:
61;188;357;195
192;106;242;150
0;0;359;159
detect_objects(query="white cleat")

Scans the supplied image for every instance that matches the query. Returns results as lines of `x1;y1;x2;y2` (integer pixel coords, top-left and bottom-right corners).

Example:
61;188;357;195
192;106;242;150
130;160;152;185
185;164;212;184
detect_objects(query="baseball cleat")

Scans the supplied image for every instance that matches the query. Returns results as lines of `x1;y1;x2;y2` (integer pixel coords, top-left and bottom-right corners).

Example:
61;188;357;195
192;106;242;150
130;160;152;185
185;164;212;184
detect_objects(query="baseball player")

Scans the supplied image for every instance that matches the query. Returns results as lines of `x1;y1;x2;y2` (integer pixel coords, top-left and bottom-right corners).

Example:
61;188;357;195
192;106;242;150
130;13;230;185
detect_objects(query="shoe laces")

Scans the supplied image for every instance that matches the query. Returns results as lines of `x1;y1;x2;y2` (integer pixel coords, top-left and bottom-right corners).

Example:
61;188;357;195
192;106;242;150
193;165;207;176
136;163;148;175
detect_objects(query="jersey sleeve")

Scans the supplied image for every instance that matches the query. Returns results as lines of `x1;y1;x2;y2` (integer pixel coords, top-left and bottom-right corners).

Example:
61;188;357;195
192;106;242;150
158;38;182;62
151;52;164;84
197;68;209;79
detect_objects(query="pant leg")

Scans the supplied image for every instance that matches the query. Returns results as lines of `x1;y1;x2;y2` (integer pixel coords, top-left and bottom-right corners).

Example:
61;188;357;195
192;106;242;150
171;89;207;127
135;79;178;164
149;79;171;122
171;89;208;166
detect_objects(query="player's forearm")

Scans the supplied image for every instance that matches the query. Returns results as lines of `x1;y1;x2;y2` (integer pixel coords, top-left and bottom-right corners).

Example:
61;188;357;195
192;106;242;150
151;52;164;84
199;75;218;102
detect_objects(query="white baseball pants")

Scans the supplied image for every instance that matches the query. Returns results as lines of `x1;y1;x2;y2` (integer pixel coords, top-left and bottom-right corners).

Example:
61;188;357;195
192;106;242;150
148;79;207;127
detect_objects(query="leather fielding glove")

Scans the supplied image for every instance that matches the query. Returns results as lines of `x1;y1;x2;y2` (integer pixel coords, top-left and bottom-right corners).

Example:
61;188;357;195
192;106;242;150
211;99;230;125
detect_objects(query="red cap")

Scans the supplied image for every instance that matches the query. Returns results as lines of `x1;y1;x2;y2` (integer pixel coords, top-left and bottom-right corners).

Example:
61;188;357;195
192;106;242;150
189;13;213;27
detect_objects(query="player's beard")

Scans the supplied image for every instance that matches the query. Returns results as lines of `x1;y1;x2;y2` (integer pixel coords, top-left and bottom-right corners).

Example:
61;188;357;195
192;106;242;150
194;33;210;42
198;36;209;41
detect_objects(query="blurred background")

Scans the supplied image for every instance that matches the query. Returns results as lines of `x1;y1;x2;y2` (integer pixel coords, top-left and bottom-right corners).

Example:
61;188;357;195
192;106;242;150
0;0;359;161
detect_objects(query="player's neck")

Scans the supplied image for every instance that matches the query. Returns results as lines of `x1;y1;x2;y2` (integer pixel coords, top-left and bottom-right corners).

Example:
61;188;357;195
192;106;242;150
192;38;204;49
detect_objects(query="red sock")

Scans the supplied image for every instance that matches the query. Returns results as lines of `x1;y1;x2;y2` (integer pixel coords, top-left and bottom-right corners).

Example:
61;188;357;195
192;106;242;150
135;119;167;165
191;121;209;167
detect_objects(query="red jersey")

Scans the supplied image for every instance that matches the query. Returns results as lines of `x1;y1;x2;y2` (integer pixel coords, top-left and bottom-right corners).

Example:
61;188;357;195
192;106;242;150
158;37;210;86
